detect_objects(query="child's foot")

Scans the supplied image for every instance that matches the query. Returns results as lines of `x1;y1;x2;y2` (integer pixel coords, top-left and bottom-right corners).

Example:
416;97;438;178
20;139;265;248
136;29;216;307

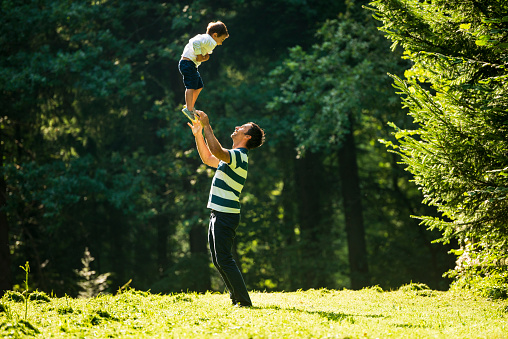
181;106;197;122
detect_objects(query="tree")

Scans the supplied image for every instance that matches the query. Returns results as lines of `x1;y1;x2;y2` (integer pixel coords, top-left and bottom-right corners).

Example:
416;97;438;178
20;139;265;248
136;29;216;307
75;247;111;298
1;0;353;294
368;0;508;294
267;4;414;288
183;0;358;291
0;0;213;294
1;0;457;295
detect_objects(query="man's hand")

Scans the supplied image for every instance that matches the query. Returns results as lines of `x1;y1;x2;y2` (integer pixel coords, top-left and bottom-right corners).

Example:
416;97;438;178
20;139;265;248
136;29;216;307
195;110;210;127
188;111;220;168
187;118;203;136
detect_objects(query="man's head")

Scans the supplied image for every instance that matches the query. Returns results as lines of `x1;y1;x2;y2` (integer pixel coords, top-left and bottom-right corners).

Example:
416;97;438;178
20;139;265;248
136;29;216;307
232;122;265;150
207;21;229;45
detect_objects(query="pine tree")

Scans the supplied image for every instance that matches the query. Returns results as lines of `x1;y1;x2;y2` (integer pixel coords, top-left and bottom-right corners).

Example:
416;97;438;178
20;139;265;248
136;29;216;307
75;248;111;298
368;0;508;295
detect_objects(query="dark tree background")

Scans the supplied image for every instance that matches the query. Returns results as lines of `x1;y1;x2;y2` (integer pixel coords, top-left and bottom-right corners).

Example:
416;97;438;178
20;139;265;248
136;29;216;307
1;0;455;296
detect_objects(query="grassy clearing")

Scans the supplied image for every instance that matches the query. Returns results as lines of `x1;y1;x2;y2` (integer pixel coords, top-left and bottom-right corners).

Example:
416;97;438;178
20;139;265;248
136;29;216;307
1;286;507;338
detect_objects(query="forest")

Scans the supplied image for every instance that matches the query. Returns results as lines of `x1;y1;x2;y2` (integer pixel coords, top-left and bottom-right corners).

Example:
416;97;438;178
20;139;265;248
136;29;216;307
1;0;506;298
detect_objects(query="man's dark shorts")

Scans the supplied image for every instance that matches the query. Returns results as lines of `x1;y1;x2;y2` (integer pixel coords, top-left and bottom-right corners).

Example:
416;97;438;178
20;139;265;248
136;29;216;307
178;59;204;90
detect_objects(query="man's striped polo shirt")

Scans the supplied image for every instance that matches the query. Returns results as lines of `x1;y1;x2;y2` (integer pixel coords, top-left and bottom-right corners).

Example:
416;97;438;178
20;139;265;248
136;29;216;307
207;148;249;214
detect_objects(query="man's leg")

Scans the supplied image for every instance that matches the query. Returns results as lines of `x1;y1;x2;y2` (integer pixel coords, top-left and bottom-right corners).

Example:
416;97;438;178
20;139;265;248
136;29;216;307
208;212;236;303
208;211;252;306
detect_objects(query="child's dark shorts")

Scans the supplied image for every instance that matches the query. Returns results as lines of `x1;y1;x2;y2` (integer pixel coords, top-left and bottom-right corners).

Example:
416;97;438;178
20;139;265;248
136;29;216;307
178;59;204;90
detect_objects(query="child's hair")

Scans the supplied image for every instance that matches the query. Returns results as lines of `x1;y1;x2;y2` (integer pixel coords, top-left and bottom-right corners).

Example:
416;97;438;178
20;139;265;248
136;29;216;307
245;123;265;150
207;21;229;38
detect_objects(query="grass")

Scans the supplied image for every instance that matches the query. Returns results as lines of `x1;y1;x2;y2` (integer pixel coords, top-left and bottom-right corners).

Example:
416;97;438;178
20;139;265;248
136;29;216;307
1;286;507;338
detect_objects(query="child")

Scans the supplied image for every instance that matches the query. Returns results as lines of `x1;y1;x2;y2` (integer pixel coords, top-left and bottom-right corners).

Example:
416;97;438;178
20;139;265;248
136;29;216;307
179;21;229;121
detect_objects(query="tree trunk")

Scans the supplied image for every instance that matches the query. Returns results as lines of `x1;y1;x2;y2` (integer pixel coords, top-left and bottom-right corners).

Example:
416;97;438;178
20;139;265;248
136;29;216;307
295;151;330;289
338;116;370;289
280;144;298;290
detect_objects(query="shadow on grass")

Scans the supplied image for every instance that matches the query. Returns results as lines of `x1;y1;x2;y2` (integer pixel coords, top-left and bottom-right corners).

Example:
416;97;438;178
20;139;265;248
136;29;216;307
254;305;385;323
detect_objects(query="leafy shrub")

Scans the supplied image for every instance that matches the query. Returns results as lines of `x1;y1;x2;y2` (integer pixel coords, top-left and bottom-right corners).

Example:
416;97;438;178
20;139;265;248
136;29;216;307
448;242;508;300
399;283;430;292
451;270;508;300
29;291;51;302
3;291;25;303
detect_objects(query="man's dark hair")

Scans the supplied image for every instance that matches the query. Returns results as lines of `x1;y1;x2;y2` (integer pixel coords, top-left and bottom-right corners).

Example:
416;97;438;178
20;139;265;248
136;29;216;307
207;21;229;38
245;122;265;150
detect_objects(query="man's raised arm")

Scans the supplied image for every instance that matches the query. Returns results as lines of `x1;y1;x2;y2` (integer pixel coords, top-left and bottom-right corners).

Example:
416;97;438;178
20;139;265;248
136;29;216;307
195;110;231;164
187;119;220;168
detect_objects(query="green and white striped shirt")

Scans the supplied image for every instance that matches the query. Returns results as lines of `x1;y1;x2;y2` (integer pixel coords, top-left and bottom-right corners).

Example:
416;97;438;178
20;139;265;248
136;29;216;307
207;148;249;214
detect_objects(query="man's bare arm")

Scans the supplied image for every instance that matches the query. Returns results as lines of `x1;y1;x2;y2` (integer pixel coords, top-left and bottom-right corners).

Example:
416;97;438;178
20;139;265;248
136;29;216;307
196;111;231;164
203;124;230;164
188;120;220;168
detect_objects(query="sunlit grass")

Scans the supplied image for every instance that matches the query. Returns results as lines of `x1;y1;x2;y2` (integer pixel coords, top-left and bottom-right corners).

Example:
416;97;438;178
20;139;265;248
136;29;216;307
1;287;507;338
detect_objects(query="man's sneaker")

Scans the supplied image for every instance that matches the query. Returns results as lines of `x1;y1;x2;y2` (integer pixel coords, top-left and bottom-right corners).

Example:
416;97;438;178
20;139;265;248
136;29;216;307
181;107;196;122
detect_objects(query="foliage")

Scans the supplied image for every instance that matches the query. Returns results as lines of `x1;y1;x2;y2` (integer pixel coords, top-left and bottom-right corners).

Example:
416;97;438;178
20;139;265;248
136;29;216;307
3;291;24;303
266;5;454;290
0;0;356;295
367;0;508;294
28;291;51;303
75;248;111;298
1;289;507;338
448;239;508;300
1;0;211;294
1;0;456;296
399;282;430;292
267;9;406;154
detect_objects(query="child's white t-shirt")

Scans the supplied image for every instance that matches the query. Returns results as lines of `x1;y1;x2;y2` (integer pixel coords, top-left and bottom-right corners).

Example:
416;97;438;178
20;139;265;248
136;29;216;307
181;34;217;67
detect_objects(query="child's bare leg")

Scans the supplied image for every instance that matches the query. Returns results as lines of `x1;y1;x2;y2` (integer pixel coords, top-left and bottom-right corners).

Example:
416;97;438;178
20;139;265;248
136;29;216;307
185;88;195;110
190;88;203;111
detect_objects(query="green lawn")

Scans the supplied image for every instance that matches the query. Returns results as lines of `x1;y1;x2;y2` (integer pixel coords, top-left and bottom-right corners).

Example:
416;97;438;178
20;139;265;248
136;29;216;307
1;286;507;338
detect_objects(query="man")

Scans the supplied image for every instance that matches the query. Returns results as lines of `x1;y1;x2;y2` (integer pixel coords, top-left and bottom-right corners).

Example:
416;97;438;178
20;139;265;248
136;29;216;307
188;110;265;307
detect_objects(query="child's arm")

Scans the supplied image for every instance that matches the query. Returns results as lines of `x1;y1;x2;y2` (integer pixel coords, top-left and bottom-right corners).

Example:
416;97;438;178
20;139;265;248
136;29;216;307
193;36;213;62
196;54;210;62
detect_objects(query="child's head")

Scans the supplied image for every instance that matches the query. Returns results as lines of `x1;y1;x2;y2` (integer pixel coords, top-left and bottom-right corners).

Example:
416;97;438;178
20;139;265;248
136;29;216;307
207;21;229;44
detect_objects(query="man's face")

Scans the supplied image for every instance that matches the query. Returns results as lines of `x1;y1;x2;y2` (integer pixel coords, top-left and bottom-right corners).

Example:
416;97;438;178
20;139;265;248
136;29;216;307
231;123;252;140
